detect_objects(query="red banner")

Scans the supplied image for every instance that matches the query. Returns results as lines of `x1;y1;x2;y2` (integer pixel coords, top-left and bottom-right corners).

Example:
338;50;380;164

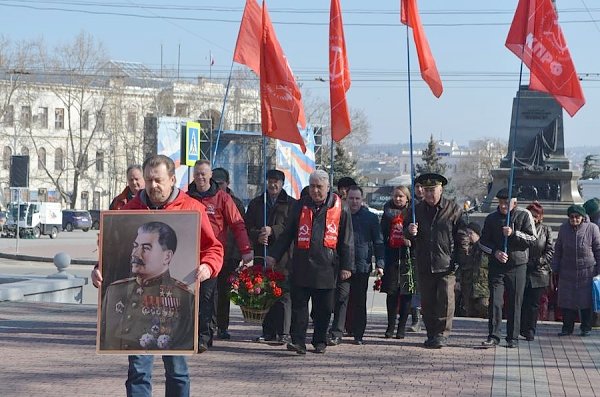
401;0;443;98
506;0;585;116
233;0;261;76
329;0;351;142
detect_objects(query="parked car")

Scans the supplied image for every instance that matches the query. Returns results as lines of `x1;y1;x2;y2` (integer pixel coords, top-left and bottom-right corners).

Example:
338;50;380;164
0;210;6;236
89;209;101;230
62;209;92;232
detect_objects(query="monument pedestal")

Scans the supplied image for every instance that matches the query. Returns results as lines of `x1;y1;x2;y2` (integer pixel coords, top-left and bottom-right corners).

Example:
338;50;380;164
482;168;583;212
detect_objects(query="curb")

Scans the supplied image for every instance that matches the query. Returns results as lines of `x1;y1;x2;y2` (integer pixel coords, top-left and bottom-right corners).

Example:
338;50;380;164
0;252;97;266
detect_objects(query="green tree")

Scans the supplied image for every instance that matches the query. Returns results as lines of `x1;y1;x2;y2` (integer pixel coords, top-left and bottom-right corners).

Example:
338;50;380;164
415;134;447;175
582;154;600;179
321;143;358;185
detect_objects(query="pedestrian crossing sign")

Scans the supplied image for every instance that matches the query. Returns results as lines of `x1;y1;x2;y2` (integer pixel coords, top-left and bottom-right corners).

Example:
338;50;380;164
184;121;201;166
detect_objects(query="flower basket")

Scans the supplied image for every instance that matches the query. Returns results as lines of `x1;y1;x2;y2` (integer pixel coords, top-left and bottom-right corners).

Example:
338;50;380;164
229;262;288;324
240;306;270;324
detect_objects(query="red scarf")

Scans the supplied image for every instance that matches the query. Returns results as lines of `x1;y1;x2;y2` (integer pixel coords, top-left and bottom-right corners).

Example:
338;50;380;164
297;194;342;250
388;214;405;248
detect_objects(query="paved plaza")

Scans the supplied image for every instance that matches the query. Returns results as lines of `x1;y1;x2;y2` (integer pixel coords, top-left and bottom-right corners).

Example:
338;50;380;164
1;301;599;397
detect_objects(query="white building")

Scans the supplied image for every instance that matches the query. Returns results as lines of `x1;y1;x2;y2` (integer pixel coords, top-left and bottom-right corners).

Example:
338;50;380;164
0;61;260;209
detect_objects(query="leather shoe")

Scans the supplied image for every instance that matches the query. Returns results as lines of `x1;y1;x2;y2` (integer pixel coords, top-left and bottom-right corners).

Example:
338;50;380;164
254;335;275;343
581;330;591;337
428;336;445;349
506;339;518;348
423;337;435;348
327;336;341;346
218;329;231;340
354;339;364;345
197;342;208;354
558;331;573;337
314;344;327;354
286;342;306;355
481;337;499;347
276;335;291;344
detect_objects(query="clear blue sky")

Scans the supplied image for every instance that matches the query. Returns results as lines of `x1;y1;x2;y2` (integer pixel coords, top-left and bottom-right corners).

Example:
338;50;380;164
1;0;599;147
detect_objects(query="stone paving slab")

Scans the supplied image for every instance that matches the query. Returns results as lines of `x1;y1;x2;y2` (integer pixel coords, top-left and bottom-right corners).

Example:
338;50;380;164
0;302;598;397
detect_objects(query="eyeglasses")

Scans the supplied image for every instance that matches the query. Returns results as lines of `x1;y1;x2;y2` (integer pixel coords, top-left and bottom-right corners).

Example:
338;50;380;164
568;214;583;220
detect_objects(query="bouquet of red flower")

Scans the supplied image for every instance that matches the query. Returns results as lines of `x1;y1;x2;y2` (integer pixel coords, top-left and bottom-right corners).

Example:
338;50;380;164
229;265;287;311
373;275;382;291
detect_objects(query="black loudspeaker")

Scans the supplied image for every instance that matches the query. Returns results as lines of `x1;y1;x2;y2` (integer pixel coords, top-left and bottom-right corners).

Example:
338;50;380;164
9;155;29;188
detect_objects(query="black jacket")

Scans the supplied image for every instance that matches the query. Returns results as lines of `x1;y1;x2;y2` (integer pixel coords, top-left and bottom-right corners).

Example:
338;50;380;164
409;197;465;274
270;192;354;289
479;206;537;268
526;222;554;288
352;206;384;274
244;189;296;272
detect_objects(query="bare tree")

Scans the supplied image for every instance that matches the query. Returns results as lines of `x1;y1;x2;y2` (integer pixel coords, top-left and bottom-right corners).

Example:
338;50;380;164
453;138;507;201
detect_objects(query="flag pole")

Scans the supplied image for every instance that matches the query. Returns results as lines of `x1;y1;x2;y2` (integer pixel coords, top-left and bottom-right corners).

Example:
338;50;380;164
330;135;334;187
405;24;416;224
504;59;525;252
262;135;268;269
212;60;235;166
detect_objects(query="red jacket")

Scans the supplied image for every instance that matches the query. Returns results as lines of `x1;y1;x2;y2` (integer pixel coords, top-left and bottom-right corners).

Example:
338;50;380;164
187;181;252;255
125;190;224;278
109;186;134;210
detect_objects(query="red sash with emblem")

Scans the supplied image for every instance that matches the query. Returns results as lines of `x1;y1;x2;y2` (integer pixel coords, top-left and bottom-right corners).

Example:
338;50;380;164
297;194;342;250
388;214;405;248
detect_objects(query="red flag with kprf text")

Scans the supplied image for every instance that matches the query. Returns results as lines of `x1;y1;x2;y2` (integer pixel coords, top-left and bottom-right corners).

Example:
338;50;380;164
329;0;351;142
260;1;307;152
506;0;585;116
401;0;443;98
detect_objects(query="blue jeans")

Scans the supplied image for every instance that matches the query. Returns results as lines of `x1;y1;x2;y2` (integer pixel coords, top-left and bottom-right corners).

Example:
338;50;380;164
126;355;189;397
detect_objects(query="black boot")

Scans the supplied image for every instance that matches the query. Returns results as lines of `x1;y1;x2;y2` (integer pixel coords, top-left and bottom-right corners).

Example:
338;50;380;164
396;307;410;339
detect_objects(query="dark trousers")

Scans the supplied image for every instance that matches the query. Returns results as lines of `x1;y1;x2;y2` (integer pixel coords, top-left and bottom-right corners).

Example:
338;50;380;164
561;307;593;333
385;292;412;333
329;279;351;338
520;283;545;336
290;285;335;349
213;260;237;331
418;270;455;339
199;278;217;345
262;292;291;337
488;264;526;342
349;273;370;340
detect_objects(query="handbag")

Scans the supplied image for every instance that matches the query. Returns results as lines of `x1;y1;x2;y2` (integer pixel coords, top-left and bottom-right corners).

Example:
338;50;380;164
593;276;600;313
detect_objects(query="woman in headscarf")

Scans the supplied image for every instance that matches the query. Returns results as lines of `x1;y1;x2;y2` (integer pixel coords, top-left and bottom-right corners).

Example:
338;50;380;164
552;205;600;336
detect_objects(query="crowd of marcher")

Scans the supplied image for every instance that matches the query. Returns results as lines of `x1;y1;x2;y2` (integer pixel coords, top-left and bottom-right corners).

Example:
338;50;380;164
91;160;600;396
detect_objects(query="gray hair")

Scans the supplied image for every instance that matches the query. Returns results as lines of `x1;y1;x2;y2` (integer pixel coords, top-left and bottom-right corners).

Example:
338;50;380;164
126;164;142;176
309;170;330;185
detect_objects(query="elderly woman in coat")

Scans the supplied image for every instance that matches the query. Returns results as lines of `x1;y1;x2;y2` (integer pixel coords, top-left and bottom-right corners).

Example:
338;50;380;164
552;205;600;337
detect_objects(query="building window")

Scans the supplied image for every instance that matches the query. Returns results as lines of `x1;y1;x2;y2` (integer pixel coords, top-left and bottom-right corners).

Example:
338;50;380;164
175;103;189;117
21;146;29;156
4;105;14;126
3;146;12;170
95;150;104;173
21;106;31;128
127;112;136;132
96;111;105;132
81;110;89;130
54;148;64;171
55;108;64;129
93;191;101;210
38;147;46;169
39;107;48;128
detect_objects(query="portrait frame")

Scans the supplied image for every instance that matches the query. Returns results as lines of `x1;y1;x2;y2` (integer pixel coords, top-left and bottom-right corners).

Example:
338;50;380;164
96;210;200;355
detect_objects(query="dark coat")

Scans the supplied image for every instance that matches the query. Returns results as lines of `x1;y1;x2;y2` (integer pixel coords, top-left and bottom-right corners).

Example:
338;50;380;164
380;200;413;294
223;188;245;268
552;219;600;310
352;206;384;274
270;192;354;289
479;206;537;268
409;197;465;274
526;222;554;288
244;189;296;274
456;229;489;300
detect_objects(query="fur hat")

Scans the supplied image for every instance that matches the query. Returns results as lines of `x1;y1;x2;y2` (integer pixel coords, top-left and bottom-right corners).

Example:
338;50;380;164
567;204;586;218
466;222;481;237
583;198;600;218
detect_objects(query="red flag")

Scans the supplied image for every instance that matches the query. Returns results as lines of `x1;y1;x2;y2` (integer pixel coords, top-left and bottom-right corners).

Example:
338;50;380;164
506;0;585;117
260;1;306;152
233;0;261;76
400;0;443;98
329;0;351;142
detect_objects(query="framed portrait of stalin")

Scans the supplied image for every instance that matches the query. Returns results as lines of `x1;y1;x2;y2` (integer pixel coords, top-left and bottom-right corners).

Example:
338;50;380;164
96;211;200;355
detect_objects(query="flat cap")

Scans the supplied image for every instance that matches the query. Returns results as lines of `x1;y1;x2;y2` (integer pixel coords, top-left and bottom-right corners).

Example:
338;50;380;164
495;188;510;199
414;173;447;187
211;167;230;183
266;169;285;182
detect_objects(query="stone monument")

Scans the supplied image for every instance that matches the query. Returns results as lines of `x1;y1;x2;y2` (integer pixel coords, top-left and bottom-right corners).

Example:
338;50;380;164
482;86;583;211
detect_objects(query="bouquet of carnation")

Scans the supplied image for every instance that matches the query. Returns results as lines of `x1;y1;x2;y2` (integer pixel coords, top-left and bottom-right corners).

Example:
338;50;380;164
229;266;287;311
